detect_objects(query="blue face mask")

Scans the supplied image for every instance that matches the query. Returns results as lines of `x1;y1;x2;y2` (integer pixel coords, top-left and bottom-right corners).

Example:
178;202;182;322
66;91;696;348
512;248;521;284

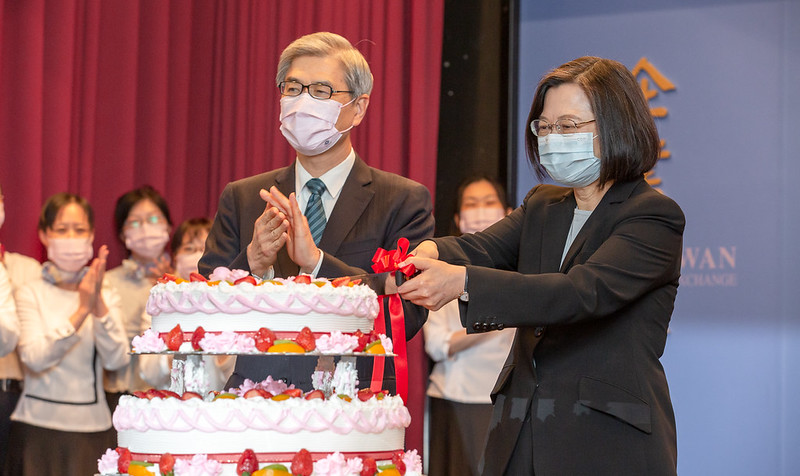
536;131;600;187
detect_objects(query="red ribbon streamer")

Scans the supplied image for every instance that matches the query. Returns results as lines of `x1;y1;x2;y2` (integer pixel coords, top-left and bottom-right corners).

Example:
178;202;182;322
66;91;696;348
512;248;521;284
368;238;412;403
386;293;407;403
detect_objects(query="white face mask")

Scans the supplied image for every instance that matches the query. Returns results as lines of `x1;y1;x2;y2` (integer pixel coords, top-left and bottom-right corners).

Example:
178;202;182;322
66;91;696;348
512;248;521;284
47;237;94;272
279;94;355;156
174;250;203;280
458;207;506;234
124;223;169;260
536;131;601;187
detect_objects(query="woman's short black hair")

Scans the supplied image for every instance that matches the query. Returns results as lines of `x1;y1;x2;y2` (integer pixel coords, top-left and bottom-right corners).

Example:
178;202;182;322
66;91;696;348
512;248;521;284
113;185;172;238
525;56;660;186
170;217;212;256
38;193;94;231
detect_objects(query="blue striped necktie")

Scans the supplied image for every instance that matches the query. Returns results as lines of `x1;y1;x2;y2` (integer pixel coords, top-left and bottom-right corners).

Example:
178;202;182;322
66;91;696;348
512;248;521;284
304;178;327;245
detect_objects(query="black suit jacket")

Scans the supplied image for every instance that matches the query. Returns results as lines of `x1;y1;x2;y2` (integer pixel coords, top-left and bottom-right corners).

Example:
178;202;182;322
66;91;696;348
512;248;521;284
435;178;684;476
199;156;434;387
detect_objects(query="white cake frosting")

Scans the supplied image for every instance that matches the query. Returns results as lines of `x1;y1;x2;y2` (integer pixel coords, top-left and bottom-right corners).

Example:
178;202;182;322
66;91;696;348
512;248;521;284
145;277;380;335
113;393;409;459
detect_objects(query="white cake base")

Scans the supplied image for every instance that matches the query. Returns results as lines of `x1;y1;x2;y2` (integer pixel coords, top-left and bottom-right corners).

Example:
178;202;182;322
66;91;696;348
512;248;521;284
151;310;374;334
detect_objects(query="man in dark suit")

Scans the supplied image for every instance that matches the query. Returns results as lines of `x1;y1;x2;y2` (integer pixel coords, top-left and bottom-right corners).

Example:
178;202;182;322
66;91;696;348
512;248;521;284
198;32;434;388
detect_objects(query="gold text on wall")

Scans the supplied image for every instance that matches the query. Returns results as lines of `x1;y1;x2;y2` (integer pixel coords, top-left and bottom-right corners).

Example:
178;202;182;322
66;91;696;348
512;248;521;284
631;57;675;192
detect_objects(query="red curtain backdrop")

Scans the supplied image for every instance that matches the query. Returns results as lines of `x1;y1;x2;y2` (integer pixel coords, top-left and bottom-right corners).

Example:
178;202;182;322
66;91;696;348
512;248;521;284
0;0;443;459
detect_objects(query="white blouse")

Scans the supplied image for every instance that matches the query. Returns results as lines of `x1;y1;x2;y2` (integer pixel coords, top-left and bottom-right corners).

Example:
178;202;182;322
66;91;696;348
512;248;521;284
12;278;129;432
0;264;18;356
424;300;516;404
103;262;154;393
0;252;42;381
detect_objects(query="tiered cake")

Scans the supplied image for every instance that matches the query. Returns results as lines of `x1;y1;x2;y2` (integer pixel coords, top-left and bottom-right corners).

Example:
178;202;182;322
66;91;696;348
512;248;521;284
98;268;421;476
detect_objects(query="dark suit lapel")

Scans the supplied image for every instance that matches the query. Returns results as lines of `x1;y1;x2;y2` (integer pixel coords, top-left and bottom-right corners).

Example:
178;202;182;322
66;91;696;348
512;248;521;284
273;164;300;277
273;164;295;197
559;179;642;272
540;189;576;273
319;156;374;255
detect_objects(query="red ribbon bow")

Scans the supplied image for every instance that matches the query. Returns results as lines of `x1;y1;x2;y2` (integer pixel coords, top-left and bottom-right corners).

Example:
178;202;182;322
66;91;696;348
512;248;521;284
370;237;416;278
368;238;413;404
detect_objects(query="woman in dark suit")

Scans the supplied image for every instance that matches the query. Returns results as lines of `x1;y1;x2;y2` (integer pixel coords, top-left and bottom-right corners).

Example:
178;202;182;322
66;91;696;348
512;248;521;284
399;57;684;475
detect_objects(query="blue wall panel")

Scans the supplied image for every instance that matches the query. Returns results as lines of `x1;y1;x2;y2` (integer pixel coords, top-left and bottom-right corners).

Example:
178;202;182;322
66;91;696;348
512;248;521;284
516;1;799;474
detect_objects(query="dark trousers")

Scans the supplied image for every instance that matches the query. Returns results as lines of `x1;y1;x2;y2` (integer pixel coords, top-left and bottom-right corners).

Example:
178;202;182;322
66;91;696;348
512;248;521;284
500;408;535;475
0;387;21;475
427;397;493;476
5;420;115;476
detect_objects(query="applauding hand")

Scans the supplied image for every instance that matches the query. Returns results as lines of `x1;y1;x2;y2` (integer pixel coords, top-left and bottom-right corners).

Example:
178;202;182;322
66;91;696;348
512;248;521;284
246;193;290;277
260;186;321;273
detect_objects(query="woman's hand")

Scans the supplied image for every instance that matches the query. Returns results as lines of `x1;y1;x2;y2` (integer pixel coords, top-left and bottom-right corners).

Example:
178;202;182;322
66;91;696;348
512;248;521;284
76;267;97;324
73;245;109;329
91;245;109;317
397;257;465;311
409;240;439;260
261;186;321;272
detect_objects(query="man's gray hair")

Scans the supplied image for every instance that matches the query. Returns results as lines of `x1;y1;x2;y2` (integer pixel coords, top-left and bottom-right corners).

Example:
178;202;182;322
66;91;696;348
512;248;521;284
276;32;373;97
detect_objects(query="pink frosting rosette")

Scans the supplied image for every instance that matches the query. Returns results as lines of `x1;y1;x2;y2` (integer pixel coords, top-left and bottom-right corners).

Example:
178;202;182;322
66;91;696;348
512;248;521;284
403;449;423;474
199;331;256;353
96;448;119;474
378;334;394;354
132;328;167;353
208;267;252;283
230;376;293;396
313;452;363;476
173;454;223;476
316;330;359;354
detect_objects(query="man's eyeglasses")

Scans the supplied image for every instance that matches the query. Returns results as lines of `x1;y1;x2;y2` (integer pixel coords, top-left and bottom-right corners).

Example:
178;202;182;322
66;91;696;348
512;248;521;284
278;81;353;100
125;215;166;229
531;119;596;137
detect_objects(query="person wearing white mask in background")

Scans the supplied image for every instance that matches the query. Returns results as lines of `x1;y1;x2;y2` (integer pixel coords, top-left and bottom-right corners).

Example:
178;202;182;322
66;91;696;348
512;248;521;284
103;185;172;411
171;217;212;281
423;175;515;476
5;193;129;476
0;182;41;472
139;218;234;390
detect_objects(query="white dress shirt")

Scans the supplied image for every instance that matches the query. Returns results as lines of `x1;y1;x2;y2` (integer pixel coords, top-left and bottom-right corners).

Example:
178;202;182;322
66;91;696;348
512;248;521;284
294;148;356;219
12;279;130;432
294;148;356;277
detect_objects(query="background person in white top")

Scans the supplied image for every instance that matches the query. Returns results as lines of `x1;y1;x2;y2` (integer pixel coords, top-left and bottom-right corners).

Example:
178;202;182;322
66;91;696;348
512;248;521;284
423;176;514;476
0;265;18;362
104;185;173;410
6;192;129;476
0;182;42;471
